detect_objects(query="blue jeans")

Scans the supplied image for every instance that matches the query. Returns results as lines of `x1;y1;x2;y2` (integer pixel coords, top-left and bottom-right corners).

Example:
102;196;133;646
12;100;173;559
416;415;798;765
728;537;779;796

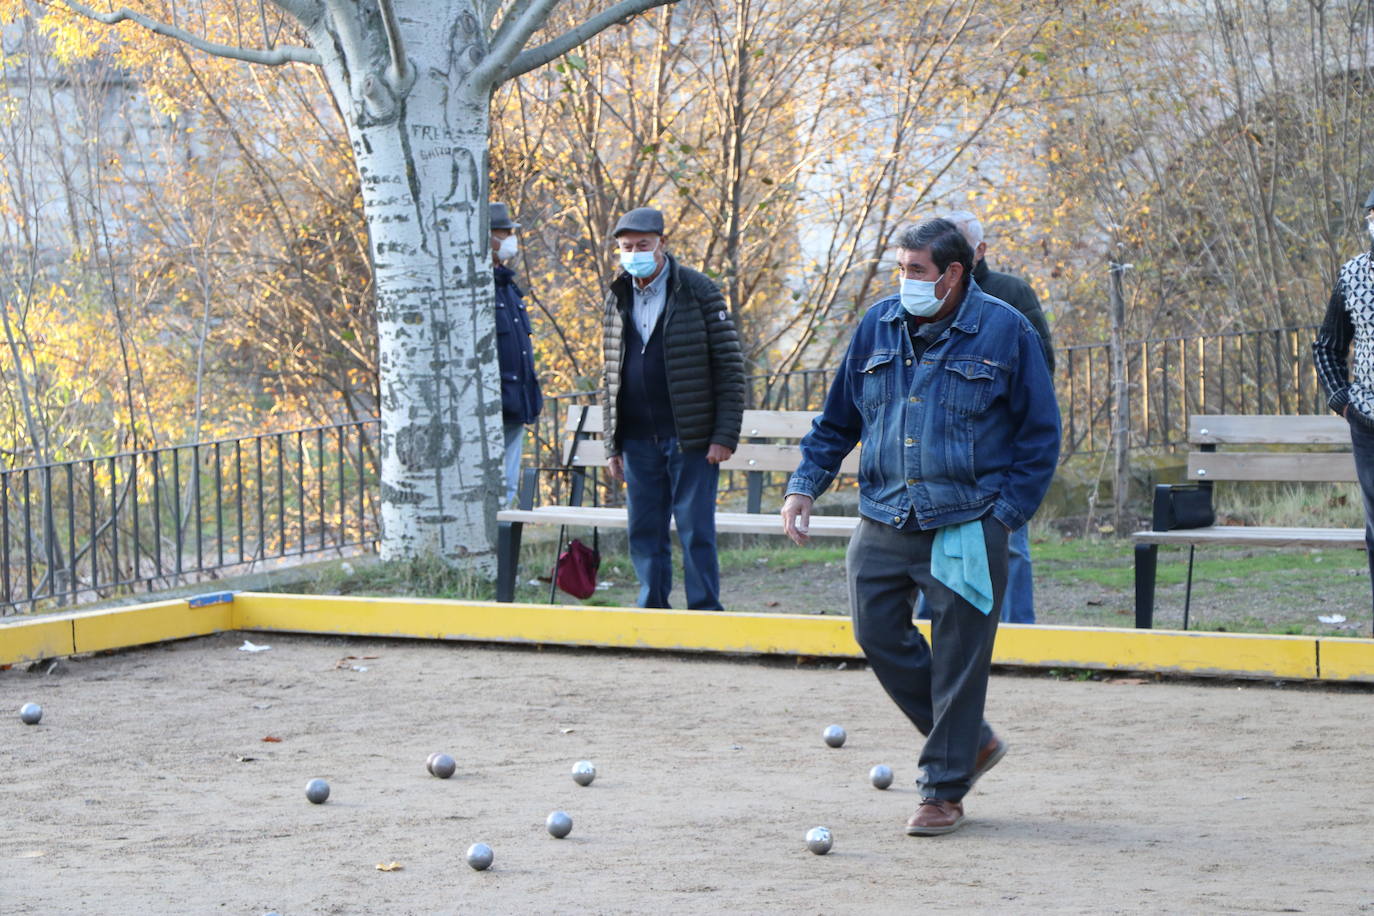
918;522;1035;623
620;437;722;610
503;422;525;507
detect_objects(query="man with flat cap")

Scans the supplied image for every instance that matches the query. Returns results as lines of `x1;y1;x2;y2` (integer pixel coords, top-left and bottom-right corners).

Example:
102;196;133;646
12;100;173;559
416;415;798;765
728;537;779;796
490;202;543;507
1314;187;1374;624
600;206;745;610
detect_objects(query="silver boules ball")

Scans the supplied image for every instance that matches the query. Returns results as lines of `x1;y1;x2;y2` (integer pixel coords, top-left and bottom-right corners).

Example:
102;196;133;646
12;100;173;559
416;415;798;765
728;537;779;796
425;752;440;775
571;760;596;786
822;724;846;748
431;753;456;779
466;842;494;871
805;826;833;855
19;703;42;725
869;764;894;790
546;810;573;839
304;778;330;804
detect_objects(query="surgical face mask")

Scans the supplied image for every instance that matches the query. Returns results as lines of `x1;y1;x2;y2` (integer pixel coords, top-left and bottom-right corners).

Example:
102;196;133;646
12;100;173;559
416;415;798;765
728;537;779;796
494;234;518;261
899;271;947;317
620;246;659;279
1367;220;1374;246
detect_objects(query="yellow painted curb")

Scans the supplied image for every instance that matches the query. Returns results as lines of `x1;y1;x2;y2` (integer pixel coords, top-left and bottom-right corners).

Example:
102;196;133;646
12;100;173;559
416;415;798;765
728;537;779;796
232;593;863;658
1317;637;1374;681
0;597;234;667
992;624;1319;680
0;615;75;666
1;591;1370;684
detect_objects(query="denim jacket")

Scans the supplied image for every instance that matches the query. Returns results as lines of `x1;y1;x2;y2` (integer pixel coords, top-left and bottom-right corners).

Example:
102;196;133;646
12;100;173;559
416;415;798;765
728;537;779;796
786;280;1061;531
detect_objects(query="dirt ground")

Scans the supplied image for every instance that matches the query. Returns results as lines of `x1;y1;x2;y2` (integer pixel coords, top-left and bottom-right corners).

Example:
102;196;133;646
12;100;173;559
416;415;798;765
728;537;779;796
3;633;1373;915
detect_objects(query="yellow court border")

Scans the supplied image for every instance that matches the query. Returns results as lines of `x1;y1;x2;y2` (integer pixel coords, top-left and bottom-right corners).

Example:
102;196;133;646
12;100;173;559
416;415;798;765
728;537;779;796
1;591;1371;684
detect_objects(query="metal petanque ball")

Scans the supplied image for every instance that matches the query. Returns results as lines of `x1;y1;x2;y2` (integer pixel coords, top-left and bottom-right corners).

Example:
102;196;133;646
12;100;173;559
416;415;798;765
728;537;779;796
822;724;846;748
466;842;494;871
571;760;596;786
304;778;330;804
19;703;42;725
425;752;440;775
546;810;573;839
431;753;457;780
805;826;833;855
869;764;894;790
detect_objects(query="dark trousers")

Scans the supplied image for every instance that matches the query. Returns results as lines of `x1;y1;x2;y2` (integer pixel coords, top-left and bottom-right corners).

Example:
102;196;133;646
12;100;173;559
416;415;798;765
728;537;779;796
847;516;1008;802
620;437;723;610
1347;416;1374;613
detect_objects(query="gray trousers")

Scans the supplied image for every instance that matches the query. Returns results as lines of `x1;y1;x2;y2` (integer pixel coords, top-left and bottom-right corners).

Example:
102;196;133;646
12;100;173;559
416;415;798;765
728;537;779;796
847;516;1008;802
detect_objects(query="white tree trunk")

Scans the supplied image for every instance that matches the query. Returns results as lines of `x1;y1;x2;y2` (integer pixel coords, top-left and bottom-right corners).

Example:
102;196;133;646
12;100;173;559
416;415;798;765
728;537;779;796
307;5;502;571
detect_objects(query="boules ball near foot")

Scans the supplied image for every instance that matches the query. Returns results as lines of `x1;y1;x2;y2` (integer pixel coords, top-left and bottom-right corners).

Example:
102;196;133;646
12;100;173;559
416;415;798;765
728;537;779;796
822;725;846;748
805;826;833;855
546;810;573;839
869;764;893;790
466;842;494;871
571;760;596;786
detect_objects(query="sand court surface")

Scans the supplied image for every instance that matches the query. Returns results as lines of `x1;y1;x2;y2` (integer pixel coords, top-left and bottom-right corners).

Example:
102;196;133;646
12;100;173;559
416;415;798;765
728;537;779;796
3;631;1372;914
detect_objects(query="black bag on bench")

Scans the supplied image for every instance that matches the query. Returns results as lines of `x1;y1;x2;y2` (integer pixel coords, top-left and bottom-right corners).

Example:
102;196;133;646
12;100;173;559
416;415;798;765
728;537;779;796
1152;483;1215;531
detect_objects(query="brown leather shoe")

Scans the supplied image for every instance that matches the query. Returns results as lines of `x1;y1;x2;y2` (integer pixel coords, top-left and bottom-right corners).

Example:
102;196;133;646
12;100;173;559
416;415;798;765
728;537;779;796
906;797;965;836
970;734;1007;788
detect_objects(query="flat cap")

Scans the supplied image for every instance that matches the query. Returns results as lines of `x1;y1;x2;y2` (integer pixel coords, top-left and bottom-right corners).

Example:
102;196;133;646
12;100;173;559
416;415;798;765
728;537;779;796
489;202;521;230
613;207;665;237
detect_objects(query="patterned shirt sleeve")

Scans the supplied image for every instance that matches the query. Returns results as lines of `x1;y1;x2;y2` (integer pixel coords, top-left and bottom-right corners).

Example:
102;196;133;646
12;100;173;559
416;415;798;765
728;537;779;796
1313;277;1354;415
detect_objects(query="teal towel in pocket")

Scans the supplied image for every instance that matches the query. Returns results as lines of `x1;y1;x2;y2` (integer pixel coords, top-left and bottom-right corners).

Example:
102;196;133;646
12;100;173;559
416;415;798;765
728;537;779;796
931;519;994;615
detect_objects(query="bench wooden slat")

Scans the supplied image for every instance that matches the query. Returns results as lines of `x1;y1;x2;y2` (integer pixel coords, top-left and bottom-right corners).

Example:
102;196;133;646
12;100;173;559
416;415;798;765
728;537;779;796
567;442;858;474
1189;415;1351;445
1132;525;1366;549
497;506;858;537
1187;451;1357;482
561;405;822;440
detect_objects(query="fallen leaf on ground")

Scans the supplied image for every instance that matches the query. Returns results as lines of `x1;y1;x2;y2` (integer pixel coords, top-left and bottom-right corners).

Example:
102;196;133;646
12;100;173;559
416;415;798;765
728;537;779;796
1105;677;1147;685
261;736;282;743
375;862;404;872
765;600;780;607
559;728;575;734
238;640;272;652
237;756;257;763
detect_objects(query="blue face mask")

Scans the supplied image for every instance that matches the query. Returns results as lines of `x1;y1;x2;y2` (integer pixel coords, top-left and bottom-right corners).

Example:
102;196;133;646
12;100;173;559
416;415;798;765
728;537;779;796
899;271;947;317
620;248;659;279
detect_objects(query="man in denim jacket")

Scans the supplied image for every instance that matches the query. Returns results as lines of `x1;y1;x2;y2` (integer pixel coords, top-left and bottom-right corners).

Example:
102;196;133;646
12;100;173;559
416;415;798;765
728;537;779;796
782;218;1060;837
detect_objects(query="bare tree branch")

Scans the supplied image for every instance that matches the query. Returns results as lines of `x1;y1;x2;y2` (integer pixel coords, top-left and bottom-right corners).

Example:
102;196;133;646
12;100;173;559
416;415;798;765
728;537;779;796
54;0;322;66
499;0;680;84
376;0;413;91
466;0;561;92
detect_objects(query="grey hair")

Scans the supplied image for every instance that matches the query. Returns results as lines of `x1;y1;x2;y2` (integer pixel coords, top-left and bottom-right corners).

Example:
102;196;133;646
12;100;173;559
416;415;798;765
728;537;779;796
942;210;984;249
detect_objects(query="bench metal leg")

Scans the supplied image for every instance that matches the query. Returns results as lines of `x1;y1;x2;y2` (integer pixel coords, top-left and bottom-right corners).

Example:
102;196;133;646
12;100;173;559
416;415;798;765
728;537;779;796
1182;545;1196;631
1134;542;1158;629
496;521;523;603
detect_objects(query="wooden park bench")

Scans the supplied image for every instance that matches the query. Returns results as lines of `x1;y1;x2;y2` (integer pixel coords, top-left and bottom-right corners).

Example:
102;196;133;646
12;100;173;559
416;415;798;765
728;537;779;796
494;405;859;602
1132;415;1365;629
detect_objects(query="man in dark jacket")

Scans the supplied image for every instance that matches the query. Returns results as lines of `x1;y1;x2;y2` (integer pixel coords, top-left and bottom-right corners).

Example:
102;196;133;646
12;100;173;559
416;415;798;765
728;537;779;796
600;207;746;610
938;210;1055;625
491;202;543;507
1314;186;1374;623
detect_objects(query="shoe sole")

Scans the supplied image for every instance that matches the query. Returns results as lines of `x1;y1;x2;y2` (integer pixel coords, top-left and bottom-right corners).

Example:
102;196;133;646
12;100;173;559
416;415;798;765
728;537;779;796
905;818;964;837
969;739;1008;788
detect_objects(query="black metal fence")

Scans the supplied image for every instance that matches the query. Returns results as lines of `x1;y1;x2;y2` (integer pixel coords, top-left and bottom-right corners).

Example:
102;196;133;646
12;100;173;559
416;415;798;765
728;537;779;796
1;421;380;615
2;324;1330;615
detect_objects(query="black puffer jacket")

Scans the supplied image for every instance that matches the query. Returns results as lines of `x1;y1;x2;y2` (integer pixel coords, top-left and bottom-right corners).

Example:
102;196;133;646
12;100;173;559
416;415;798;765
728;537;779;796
601;254;745;456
